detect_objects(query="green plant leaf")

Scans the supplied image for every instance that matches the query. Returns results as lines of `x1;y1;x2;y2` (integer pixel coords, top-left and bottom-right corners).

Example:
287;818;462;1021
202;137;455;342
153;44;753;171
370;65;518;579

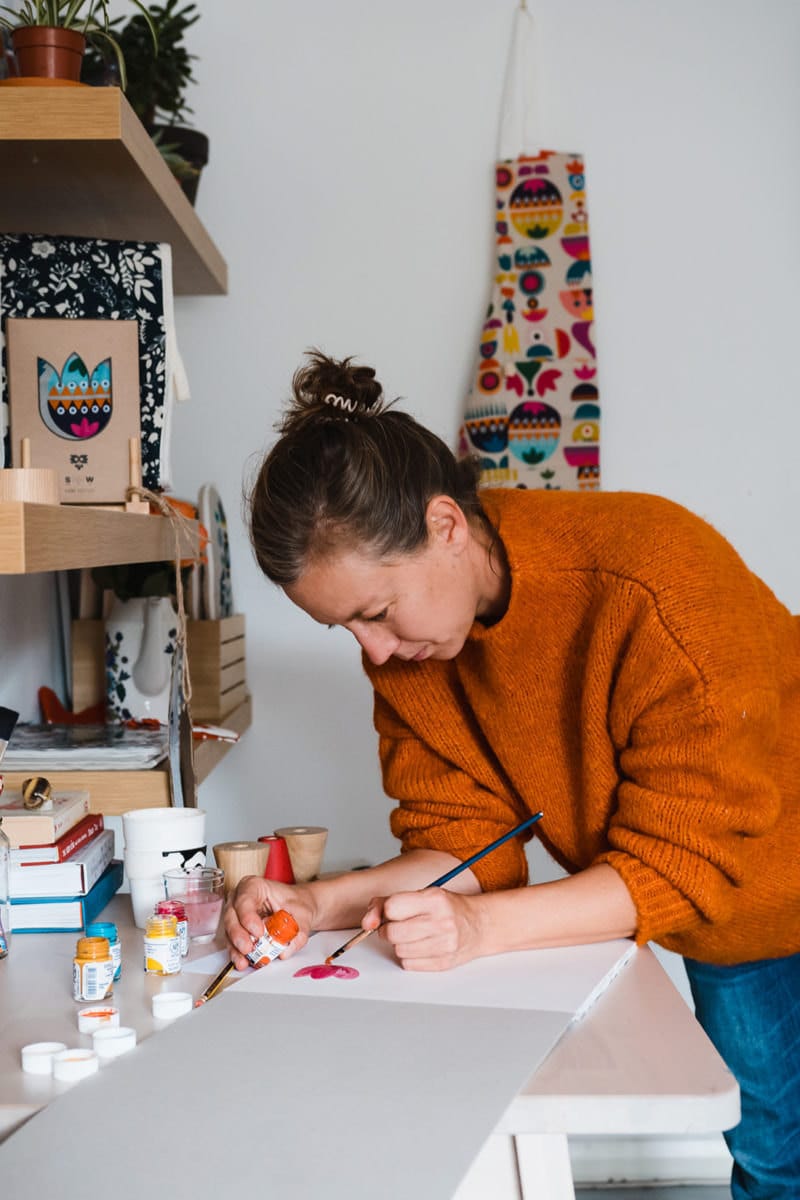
86;24;127;88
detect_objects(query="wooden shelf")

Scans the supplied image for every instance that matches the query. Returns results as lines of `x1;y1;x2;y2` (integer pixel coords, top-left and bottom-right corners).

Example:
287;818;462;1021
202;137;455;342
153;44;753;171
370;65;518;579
0;695;252;814
0;86;227;295
0;502;198;574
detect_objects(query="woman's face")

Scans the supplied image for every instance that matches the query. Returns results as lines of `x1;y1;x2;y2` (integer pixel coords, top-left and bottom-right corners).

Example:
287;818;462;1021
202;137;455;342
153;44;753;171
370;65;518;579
284;500;497;666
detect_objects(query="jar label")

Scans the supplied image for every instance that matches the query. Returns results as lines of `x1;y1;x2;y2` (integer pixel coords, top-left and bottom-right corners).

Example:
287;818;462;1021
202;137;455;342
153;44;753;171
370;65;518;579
246;932;286;969
177;918;189;957
144;933;181;976
110;940;122;980
73;957;114;1002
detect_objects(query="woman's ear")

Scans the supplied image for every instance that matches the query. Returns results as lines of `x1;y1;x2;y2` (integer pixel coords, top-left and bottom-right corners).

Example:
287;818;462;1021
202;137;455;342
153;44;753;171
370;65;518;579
425;495;470;551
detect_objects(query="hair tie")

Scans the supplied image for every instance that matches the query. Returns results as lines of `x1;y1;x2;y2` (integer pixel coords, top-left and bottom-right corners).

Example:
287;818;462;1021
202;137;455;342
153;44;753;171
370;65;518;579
323;393;360;415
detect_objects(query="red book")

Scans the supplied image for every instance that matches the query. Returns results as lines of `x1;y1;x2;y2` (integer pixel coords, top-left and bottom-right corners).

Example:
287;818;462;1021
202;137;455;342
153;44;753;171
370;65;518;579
10;813;105;865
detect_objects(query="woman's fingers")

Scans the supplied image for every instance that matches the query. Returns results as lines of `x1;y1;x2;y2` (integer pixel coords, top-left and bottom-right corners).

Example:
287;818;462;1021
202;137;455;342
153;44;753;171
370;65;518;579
223;876;311;969
379;888;481;969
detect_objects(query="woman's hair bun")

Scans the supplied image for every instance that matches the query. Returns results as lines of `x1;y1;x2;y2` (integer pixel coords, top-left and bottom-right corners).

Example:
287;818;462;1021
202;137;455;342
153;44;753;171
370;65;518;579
280;350;385;431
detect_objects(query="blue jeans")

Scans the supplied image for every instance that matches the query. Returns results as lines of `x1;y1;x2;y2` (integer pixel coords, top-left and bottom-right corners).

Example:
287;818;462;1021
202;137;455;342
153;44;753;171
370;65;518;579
684;952;800;1199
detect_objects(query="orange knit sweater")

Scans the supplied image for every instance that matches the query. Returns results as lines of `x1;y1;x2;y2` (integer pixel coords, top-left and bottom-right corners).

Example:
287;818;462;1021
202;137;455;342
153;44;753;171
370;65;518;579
364;489;800;965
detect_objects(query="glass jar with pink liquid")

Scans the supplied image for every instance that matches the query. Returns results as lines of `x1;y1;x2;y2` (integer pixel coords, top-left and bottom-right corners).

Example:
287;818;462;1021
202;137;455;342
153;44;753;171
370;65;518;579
162;867;224;944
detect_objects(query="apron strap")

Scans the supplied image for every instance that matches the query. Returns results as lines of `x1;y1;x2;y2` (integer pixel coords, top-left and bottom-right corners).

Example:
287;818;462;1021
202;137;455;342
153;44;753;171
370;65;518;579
497;1;540;161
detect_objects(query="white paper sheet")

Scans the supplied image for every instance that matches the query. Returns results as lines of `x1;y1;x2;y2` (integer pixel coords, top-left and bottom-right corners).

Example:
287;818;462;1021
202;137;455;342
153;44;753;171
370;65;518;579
0;995;574;1200
232;927;636;1017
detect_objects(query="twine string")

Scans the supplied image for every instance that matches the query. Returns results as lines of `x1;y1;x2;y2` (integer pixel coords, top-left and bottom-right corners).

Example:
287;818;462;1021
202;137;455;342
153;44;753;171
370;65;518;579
127;485;195;707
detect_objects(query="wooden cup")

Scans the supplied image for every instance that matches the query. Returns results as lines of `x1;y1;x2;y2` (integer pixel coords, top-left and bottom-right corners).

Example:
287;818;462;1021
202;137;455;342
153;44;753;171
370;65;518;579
273;826;328;883
212;841;271;896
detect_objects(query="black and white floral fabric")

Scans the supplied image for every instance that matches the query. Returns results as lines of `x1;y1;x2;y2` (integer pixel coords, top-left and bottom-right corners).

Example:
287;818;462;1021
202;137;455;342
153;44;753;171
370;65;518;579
0;234;179;490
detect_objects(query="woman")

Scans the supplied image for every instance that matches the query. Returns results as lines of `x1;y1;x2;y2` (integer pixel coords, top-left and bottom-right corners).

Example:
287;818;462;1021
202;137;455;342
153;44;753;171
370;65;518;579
227;350;800;1198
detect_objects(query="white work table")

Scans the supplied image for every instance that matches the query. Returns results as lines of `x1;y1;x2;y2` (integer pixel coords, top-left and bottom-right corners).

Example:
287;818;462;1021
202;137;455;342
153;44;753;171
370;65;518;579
0;896;739;1198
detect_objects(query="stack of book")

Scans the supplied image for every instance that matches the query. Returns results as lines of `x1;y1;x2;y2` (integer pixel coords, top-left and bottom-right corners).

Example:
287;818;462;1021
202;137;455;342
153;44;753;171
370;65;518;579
1;790;123;933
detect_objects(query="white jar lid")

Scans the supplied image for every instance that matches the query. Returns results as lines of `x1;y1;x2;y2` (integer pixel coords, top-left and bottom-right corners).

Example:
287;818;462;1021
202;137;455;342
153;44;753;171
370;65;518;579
21;1042;67;1076
52;1048;99;1082
78;1005;120;1033
152;991;193;1020
92;1026;137;1059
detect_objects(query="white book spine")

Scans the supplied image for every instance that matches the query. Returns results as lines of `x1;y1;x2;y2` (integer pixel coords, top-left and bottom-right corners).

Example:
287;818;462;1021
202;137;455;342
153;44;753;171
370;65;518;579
9;829;115;898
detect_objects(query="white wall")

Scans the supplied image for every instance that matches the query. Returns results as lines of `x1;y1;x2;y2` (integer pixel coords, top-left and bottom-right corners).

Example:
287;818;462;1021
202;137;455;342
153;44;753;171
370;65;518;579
169;0;800;874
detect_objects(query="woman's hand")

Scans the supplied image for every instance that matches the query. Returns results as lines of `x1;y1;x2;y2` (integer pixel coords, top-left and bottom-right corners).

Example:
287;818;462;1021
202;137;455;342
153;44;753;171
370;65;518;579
223;875;318;970
363;887;488;971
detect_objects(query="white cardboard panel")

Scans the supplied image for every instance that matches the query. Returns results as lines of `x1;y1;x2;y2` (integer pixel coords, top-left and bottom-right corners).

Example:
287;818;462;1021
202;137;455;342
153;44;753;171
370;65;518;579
0;995;571;1200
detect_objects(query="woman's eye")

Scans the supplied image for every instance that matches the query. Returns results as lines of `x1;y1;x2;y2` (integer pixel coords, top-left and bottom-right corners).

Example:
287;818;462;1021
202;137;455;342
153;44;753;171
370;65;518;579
368;609;388;623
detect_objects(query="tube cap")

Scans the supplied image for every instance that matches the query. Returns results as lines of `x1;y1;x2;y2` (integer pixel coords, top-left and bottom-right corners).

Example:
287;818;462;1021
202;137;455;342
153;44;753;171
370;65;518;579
21;1042;67;1076
52;1048;99;1082
78;1005;120;1033
92;1026;137;1059
266;908;300;944
152;991;193;1020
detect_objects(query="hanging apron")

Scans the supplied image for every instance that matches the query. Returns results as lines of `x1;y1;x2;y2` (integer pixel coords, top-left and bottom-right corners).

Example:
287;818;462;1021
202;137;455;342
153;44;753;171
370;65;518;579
460;5;599;491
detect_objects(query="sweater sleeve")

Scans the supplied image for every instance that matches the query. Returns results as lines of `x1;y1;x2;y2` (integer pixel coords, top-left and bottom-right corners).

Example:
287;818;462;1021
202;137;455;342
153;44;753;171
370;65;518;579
596;680;783;947
372;691;530;892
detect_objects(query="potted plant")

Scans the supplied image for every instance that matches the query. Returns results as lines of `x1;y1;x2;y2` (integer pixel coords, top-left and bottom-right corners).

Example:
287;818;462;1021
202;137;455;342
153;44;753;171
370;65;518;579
0;0;156;86
82;1;207;204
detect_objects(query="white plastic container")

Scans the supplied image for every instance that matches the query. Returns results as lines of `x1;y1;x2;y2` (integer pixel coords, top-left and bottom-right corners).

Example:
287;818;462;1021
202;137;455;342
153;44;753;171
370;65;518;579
77;1005;120;1033
152;991;193;1020
52;1048;99;1082
21;1042;67;1076
92;1026;137;1059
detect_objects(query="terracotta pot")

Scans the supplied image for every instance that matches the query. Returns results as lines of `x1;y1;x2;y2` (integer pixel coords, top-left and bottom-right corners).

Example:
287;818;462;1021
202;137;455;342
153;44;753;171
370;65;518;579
11;26;86;82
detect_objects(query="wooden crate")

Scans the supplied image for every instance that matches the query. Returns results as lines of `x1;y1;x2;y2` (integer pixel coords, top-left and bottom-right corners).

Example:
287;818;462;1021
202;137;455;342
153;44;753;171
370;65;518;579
71;614;247;723
186;614;247;722
71;618;105;711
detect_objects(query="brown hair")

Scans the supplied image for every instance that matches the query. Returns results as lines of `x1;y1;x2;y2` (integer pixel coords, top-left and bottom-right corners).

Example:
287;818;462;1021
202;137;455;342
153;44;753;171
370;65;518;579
247;350;483;584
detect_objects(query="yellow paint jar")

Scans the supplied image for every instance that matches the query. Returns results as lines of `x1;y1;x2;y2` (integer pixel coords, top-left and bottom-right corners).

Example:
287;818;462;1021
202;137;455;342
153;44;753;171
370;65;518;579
73;936;114;1002
143;914;181;976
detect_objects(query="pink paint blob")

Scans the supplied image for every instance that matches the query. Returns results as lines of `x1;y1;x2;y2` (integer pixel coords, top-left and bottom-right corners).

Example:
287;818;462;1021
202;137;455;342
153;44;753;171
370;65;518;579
294;963;359;981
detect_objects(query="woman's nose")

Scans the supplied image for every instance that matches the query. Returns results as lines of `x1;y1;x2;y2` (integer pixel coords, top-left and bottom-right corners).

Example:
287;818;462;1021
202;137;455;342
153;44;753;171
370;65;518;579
354;624;398;666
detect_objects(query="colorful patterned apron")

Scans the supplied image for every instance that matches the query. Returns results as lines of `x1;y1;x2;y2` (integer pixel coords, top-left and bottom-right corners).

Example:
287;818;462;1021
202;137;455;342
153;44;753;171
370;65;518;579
460;7;599;491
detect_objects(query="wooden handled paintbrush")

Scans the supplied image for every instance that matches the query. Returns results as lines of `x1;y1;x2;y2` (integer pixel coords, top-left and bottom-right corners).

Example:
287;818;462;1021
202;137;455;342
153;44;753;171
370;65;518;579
324;810;544;965
195;959;236;1007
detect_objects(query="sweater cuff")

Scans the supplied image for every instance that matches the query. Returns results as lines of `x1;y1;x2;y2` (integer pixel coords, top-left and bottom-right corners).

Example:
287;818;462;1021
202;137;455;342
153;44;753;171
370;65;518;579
598;851;704;945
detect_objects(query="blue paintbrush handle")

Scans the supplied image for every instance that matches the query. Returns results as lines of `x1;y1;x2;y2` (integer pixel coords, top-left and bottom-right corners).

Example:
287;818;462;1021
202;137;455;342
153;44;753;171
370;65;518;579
325;811;545;963
426;811;544;889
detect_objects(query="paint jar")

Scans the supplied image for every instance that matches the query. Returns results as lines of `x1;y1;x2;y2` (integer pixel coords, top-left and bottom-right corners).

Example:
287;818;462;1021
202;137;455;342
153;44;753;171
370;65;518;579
86;921;122;980
155;899;189;957
143;914;181;976
246;909;300;968
73;936;114;1002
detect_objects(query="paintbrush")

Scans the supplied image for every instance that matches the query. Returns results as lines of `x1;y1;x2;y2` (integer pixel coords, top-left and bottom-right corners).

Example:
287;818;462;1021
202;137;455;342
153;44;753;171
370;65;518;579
0;707;19;767
324;810;545;965
195;960;236;1007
